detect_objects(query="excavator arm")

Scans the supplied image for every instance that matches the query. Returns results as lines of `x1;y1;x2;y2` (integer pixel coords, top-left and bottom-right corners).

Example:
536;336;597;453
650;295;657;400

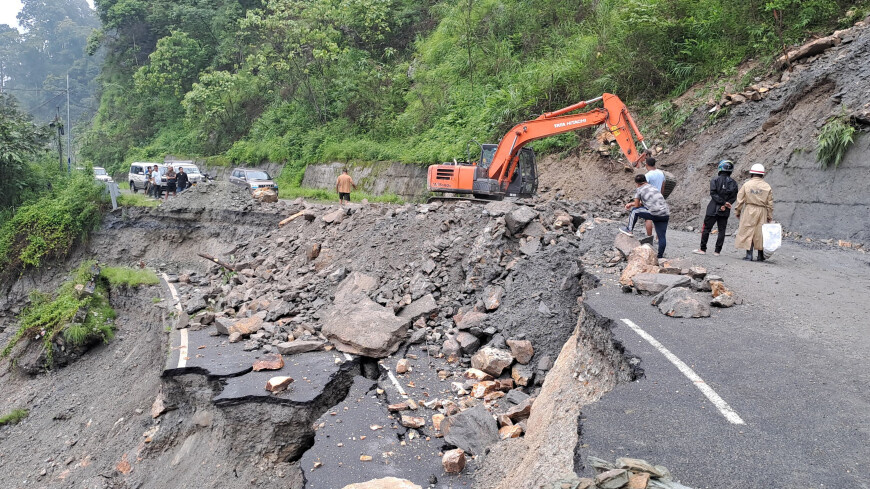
486;93;647;190
427;92;647;199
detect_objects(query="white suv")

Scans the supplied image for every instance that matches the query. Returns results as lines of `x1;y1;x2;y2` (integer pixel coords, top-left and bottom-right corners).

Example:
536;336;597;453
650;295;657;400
128;162;162;192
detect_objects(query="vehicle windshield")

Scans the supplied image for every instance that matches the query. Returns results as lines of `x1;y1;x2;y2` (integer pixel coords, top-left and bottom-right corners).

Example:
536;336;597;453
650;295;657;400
245;170;271;180
94;168;107;175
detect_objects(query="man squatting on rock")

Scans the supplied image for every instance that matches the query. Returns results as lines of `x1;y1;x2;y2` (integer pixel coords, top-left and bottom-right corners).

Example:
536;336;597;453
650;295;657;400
734;163;774;262
335;168;356;205
620;174;671;259
694;159;738;256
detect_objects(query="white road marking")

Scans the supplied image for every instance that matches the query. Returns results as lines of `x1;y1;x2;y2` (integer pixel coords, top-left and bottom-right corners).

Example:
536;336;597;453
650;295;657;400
387;369;408;398
178;328;189;369
162;273;187;368
621;318;745;425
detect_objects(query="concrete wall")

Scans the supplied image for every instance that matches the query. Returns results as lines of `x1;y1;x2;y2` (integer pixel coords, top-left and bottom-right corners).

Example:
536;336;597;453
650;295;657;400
301;161;428;200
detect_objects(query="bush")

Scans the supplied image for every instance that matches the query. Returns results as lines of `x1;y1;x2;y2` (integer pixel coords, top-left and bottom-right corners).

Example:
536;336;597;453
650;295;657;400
816;113;856;169
0;174;107;283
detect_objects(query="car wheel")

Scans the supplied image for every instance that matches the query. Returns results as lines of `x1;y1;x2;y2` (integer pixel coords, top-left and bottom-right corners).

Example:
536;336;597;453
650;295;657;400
130;181;138;193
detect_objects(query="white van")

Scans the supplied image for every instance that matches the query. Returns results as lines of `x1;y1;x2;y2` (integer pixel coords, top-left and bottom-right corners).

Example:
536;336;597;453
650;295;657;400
168;161;204;185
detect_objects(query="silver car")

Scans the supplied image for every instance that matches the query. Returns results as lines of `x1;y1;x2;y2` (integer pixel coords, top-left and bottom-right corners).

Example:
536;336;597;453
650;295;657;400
228;168;278;192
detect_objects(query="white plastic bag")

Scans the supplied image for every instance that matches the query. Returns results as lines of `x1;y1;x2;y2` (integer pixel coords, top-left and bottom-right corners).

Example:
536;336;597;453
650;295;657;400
762;222;782;258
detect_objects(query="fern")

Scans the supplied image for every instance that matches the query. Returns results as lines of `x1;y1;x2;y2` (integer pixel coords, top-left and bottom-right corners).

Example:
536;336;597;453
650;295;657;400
816;113;856;169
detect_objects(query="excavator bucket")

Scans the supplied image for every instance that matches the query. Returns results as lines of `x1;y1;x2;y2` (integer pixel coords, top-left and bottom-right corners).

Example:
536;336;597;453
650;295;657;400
601;93;647;168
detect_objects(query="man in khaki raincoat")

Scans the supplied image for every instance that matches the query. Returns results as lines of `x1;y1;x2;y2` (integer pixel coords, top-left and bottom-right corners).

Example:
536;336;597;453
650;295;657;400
734;163;774;261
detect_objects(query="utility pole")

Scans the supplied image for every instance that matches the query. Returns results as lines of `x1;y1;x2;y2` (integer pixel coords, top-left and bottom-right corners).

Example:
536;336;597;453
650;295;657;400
67;73;72;172
52;107;64;172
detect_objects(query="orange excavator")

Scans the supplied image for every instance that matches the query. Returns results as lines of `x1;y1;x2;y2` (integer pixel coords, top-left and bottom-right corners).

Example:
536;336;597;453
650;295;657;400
427;93;648;200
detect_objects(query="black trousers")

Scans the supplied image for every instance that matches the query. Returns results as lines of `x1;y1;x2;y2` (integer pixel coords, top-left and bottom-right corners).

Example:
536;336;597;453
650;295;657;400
700;214;729;253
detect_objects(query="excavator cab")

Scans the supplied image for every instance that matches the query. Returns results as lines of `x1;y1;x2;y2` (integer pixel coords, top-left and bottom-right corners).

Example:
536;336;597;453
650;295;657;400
505;148;538;198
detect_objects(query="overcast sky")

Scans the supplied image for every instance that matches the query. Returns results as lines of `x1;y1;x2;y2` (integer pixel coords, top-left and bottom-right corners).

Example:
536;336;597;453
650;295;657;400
0;0;96;30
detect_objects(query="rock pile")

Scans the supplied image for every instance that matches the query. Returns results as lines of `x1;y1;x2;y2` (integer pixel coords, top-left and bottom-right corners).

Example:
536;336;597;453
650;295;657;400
553;456;693;489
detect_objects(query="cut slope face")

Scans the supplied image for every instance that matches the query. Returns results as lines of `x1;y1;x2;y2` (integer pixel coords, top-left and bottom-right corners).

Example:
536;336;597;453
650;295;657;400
538;20;870;244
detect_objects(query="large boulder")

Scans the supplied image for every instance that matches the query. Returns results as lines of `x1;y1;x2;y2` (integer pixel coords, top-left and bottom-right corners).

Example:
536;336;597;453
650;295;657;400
656;288;711;318
505;206;539;234
631;273;691;295
322;274;410;358
252;188;278;203
613;233;641;258
214;312;266;336
619;244;659;286
442;404;500;455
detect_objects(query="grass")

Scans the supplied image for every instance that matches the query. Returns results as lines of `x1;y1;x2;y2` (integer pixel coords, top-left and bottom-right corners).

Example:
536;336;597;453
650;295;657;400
117;181;130;190
101;266;159;287
817;111;856;169
0;408;28;426
1;261;118;368
152;297;162;303
278;186;404;204
118;193;160;207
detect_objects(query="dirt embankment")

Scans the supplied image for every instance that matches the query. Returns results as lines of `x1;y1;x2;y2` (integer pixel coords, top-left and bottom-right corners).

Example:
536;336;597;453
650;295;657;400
539;19;870;246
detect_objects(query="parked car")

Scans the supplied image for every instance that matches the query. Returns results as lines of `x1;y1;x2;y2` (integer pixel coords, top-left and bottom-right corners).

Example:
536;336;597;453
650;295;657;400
169;162;205;185
128;162;162;192
93;167;113;183
228;168;278;192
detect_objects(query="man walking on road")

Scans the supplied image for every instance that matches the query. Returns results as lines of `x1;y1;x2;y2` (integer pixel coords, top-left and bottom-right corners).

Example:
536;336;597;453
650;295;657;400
694;159;738;256
734;163;774;261
620;174;670;259
642;156;664;243
335;169;356;205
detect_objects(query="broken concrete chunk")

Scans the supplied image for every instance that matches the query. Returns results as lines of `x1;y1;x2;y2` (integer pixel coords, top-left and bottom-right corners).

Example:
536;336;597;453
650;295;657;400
471;347;514;376
442;448;466;474
506;339;534;365
265;376;293;392
442;404;499;456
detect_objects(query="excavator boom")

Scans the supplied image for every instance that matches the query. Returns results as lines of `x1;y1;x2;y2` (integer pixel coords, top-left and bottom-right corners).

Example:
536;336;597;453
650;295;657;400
427;93;647;200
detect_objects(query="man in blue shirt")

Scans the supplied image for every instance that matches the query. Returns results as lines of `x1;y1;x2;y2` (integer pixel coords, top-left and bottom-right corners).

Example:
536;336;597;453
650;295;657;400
642;156;665;242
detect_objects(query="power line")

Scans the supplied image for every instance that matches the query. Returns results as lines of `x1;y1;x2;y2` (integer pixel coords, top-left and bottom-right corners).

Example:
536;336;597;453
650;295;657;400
0;87;68;93
26;93;65;113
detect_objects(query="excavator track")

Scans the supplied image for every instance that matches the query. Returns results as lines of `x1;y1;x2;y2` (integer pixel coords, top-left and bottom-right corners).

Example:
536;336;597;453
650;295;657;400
426;195;501;204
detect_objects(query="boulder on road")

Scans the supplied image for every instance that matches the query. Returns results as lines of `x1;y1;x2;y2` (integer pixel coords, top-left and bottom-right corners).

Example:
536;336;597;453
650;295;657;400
276;340;324;355
214;312;266;336
632;273;691;295
471;347;514;376
656;288;711;318
505;206;539;234
322;274;409;358
619;244;659;286
614;233;641;258
252;354;284;371
442;404;499;455
442;449;466;474
252;188;278;203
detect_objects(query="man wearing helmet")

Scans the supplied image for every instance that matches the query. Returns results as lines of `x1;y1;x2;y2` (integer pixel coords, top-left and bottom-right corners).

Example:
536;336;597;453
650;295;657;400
693;160;738;256
734;163;774;261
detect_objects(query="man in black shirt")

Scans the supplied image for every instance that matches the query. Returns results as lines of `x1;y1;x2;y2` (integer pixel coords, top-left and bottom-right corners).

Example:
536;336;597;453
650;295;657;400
694;159;738;256
176;167;190;192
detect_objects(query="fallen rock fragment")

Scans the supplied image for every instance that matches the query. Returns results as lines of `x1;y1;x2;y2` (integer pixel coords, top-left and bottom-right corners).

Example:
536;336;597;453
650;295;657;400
471;347;514;376
620;244;659;286
252;188;278;203
505;206;539;234
463;368;494;382
442;449;466;474
276;340;324;355
252;353;284;371
596;469;631;489
656;288;711;318
617;457;666;478
442;404;499;455
398;293;438;321
506;339;534;365
266;376;293;392
632;273;691;295
614;233;641;258
483;285;504;311
511;364;534;386
395;358;410;374
498;424;523;439
471;381;498;398
214;312;266;336
400;415;425;429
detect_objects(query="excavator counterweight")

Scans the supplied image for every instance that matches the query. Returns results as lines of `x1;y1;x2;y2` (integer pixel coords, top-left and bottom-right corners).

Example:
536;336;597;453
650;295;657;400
427;93;647;201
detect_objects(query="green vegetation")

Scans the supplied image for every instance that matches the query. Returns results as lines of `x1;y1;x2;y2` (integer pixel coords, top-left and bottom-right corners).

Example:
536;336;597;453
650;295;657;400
101;266;159;287
81;0;867;178
816;111;857;169
118;193;160;207
0;408;29;426
279;187;403;204
1;261;116;367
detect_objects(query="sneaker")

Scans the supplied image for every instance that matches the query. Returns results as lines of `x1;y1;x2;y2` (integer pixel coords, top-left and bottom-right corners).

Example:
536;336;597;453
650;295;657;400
640;236;654;245
692;249;706;255
618;226;633;236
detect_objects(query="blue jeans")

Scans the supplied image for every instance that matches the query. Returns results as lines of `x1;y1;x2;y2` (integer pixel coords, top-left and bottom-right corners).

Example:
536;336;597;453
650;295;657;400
628;207;669;258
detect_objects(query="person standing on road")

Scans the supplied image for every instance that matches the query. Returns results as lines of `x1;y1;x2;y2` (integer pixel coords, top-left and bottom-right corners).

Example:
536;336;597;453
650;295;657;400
164;166;177;201
694;159;739;256
734;163;774;262
151;165;162;198
176;167;189;193
335;169;356;205
642;155;664;243
620;174;670;259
